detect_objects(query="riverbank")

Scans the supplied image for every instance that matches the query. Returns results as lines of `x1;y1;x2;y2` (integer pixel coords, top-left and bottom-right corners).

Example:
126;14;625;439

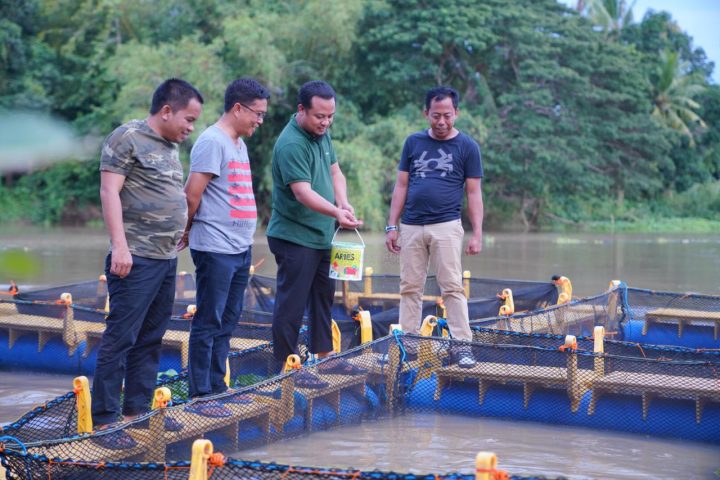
2;213;720;235
564;216;720;234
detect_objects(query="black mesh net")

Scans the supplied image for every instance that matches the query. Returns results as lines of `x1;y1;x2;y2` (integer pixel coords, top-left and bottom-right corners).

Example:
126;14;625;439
477;283;720;350
0;273;562;374
2;331;719;480
4;276;720;478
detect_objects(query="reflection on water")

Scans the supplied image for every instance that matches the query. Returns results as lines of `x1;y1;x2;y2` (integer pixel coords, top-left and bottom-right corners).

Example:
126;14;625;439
1;227;719;296
238;413;720;479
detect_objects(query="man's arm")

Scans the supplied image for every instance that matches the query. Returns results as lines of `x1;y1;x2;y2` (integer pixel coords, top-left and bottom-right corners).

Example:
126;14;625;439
100;171;132;278
178;172;213;250
384;171;409;254
290;181;361;229
330;162;354;214
464;178;484;255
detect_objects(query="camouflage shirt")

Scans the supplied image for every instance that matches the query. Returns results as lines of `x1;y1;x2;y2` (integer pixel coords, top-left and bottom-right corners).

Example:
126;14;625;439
99;119;187;259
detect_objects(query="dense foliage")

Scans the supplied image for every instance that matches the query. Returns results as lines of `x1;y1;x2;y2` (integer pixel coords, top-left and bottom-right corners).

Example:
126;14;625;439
1;0;718;230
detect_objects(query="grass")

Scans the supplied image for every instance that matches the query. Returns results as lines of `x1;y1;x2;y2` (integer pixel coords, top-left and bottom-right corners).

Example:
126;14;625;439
581;217;720;234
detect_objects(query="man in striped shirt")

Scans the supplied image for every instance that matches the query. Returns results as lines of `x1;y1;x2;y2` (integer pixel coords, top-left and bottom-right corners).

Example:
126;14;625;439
182;78;269;399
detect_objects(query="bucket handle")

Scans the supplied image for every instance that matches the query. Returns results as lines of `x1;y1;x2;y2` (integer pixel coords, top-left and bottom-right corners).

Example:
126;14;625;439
331;228;365;247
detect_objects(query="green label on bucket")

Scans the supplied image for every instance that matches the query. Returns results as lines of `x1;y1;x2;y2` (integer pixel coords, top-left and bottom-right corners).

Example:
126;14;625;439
329;242;364;281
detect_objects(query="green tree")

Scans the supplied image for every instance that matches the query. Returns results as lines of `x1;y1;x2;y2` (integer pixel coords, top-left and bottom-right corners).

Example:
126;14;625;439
99;37;226;135
651;50;706;147
481;0;670;227
582;0;636;38
0;0;50;109
623;11;714;81
353;0;497;114
1;0;715;230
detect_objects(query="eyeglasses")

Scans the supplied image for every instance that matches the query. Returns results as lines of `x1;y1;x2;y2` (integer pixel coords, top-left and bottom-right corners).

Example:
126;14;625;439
239;103;267;120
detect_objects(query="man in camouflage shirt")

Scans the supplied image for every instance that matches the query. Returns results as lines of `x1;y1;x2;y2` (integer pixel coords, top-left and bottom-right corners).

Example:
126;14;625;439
92;78;203;428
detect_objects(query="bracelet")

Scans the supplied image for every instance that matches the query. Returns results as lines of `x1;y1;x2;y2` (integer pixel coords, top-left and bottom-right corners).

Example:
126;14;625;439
385;225;398;233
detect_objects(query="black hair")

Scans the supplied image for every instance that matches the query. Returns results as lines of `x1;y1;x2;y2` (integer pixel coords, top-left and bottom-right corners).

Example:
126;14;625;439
424;86;459;110
149;78;204;115
298;80;336;110
224;77;270;112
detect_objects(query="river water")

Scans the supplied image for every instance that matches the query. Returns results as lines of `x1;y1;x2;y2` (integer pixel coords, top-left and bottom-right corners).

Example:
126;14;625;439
1;227;719;295
238;412;720;479
1;227;719;478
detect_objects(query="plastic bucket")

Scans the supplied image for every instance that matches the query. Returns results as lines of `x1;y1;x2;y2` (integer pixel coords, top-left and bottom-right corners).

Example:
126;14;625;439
329;228;365;281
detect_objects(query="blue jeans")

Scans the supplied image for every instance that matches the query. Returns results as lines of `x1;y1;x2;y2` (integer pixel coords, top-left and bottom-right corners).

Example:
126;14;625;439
268;237;334;364
188;248;251;398
92;254;177;425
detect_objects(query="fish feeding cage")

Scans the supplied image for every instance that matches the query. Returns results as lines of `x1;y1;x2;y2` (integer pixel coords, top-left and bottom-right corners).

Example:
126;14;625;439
1;329;719;480
472;281;720;349
0;271;567;374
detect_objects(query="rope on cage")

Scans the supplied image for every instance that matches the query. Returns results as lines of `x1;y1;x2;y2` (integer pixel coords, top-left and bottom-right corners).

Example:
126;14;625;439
46;458;108;480
392;328;409;362
279;466;364;480
476;466;510;480
0;435;27;454
0;444;34;480
558;335;578;352
436;318;452;338
48;458;106;469
207;452;226;477
164;463;192;478
631;342;647;358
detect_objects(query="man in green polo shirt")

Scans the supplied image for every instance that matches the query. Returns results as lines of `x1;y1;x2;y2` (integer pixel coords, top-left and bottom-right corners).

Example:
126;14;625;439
267;80;363;380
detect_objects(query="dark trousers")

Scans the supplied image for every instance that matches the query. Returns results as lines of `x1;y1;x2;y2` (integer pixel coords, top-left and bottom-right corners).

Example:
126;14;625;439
268;237;334;364
188;248;251;398
91;254;176;425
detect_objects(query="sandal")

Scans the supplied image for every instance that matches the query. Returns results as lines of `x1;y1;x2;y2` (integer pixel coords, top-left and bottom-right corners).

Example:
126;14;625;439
318;358;368;376
184;400;232;418
91;424;138;450
294;369;330;389
133;415;184;432
163;416;183;431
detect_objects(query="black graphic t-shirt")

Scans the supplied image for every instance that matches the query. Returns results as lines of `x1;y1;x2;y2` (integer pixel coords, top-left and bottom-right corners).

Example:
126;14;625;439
399;130;483;225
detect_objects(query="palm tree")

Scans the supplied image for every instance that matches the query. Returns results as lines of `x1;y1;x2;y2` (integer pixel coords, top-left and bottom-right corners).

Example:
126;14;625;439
652;50;707;146
580;0;636;38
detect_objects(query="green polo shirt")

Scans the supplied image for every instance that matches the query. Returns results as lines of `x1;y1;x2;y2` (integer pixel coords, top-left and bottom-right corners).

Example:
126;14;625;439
266;114;337;249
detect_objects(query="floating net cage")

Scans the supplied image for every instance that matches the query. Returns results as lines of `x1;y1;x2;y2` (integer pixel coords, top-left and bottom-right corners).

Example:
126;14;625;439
471;283;720;349
3;273;720;477
2;273;719;380
2;329;719;480
0;272;565;375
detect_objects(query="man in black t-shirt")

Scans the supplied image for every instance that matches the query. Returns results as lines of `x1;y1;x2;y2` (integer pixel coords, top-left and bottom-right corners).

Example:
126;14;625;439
385;86;484;368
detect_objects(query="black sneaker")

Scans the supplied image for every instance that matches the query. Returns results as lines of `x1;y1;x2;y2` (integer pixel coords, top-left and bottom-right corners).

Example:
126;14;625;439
455;346;476;369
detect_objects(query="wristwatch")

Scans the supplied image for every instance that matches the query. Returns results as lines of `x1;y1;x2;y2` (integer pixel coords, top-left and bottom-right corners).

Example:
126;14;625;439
385;225;398;233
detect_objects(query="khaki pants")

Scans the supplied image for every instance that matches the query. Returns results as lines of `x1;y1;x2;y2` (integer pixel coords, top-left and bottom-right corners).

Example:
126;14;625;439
398;220;472;340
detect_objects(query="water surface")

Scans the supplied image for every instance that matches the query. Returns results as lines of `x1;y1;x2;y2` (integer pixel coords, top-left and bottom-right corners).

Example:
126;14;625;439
238;412;720;479
1;227;719;296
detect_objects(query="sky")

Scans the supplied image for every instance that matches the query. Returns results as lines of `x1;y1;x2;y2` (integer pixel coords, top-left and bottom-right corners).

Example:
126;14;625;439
632;0;719;83
562;0;720;83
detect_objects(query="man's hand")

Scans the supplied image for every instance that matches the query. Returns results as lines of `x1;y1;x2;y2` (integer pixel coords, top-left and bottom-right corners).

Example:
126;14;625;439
385;230;400;253
110;247;133;278
338;201;355;216
176;230;190;252
335;208;362;229
465;235;482;255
